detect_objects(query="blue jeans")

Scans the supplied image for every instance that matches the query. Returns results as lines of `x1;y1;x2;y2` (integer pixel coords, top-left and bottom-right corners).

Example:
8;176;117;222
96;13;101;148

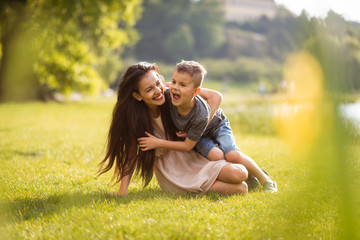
195;118;239;158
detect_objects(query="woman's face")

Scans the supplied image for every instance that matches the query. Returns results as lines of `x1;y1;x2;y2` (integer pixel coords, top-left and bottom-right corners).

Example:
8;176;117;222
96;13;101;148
132;70;165;110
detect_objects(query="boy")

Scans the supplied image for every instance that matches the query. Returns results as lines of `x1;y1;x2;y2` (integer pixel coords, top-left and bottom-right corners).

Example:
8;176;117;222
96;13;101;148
138;60;277;192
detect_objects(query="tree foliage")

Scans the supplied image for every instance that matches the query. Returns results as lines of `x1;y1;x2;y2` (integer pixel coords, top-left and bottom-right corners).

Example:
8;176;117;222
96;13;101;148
304;12;360;92
134;0;224;62
1;1;360;101
220;10;360;91
200;57;282;84
0;0;142;101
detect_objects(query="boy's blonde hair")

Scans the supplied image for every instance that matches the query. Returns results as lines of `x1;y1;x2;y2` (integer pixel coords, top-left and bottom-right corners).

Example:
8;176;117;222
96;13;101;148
175;60;207;88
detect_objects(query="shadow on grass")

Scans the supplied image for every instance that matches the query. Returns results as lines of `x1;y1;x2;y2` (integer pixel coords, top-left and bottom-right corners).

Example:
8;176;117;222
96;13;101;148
1;188;231;224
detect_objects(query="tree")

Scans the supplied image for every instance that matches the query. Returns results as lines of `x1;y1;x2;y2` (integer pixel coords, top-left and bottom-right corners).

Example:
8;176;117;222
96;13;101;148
325;10;348;39
0;0;142;101
0;0;27;101
134;0;190;62
305;27;360;93
188;0;225;57
164;25;194;61
134;0;225;63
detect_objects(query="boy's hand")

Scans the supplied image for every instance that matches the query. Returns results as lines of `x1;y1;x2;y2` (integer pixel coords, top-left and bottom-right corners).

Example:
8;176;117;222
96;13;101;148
137;131;161;151
176;131;188;138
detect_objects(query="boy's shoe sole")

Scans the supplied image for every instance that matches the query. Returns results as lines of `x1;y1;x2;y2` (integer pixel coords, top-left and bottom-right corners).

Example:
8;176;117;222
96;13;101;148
245;174;260;192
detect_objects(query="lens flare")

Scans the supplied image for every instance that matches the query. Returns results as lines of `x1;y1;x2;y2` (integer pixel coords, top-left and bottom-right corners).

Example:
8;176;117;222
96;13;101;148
276;51;325;151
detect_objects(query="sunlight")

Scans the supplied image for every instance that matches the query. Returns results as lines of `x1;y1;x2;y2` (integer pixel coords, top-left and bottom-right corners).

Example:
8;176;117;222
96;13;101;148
276;51;325;151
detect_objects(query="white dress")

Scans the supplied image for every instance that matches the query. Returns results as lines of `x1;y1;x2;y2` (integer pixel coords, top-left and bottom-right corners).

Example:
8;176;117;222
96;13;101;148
152;116;228;194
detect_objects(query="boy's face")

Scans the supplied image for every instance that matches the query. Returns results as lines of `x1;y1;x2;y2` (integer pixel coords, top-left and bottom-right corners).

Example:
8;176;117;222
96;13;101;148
170;70;200;108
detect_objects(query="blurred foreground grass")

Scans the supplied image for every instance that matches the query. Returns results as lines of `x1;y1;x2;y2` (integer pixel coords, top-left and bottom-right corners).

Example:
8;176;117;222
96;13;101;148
0;97;359;239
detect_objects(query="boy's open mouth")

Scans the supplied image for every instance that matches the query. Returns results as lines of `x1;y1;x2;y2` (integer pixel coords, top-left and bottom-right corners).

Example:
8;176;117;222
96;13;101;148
172;93;180;101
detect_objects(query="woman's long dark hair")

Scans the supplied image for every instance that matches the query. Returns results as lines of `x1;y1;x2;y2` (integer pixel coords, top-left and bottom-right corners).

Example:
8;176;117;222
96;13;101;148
98;62;177;187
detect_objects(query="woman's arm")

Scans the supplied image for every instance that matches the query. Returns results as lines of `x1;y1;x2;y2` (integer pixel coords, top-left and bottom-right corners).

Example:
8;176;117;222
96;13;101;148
137;87;221;152
198;88;223;122
117;148;136;196
138;132;197;152
118;172;132;196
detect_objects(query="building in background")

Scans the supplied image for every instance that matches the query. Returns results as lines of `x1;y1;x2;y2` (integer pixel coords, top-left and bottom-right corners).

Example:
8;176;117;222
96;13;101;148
218;0;277;23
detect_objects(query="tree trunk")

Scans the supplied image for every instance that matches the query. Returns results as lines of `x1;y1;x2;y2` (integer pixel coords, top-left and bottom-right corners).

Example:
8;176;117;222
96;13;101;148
0;34;12;102
0;0;27;102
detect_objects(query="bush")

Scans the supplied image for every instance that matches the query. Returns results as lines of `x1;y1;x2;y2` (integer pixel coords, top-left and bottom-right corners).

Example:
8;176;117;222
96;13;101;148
155;57;283;86
201;57;282;84
226;103;277;136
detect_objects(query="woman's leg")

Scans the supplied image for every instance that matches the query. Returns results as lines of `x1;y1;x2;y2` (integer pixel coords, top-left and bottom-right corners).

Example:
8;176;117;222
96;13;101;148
217;163;248;183
208;163;248;195
209;180;248;195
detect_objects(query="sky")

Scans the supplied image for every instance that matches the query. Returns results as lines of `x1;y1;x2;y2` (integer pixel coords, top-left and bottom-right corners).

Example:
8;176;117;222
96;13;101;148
274;0;360;23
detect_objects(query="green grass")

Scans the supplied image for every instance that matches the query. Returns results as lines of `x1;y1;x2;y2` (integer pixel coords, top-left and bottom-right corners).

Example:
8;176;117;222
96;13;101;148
0;98;359;239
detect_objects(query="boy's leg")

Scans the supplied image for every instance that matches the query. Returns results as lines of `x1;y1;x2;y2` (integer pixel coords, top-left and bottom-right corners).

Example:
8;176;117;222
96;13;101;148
225;150;271;184
226;150;278;192
207;147;225;161
195;137;225;161
214;118;271;185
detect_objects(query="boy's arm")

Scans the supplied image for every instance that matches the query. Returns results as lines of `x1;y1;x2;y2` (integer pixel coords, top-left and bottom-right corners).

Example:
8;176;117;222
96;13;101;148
198;88;223;121
138;131;197;152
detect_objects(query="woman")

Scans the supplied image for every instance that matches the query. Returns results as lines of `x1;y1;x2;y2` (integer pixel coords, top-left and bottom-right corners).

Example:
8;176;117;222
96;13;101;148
98;62;249;196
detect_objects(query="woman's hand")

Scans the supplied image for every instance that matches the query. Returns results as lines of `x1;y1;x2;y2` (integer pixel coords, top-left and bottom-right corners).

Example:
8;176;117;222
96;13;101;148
108;191;127;197
116;172;132;197
117;189;128;196
137;131;161;151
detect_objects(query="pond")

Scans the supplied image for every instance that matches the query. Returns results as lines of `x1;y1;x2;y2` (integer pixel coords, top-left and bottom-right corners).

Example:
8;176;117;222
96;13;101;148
341;102;360;125
224;101;360;134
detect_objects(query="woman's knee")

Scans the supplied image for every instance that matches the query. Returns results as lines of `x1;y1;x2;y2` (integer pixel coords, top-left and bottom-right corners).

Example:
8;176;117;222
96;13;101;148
232;164;248;182
219;164;248;183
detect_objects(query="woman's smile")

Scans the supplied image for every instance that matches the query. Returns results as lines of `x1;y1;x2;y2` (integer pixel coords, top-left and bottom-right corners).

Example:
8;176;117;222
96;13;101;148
132;70;166;109
153;93;164;101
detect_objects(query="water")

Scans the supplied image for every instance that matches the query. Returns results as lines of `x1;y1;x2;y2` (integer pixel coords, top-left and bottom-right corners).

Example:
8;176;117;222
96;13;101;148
225;101;360;133
340;102;360;128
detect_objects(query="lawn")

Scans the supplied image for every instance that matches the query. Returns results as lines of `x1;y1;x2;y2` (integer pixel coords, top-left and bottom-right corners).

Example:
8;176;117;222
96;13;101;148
0;97;359;239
